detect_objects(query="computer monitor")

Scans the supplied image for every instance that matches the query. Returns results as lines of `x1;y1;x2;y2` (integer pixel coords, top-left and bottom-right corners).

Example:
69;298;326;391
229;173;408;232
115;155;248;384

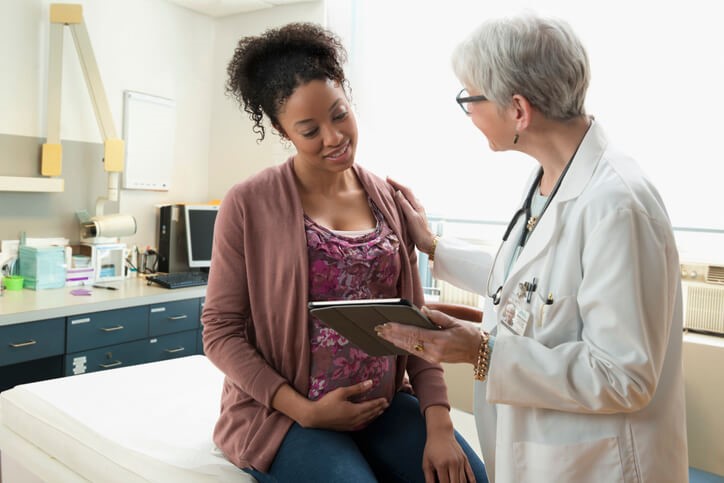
183;205;219;269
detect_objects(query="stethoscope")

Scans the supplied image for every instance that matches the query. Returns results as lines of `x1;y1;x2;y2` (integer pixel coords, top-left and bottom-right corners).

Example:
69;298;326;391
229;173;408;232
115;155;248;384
485;160;574;306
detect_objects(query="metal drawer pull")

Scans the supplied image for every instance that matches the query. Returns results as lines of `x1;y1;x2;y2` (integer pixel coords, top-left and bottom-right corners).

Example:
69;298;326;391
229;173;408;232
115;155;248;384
100;325;125;332
164;347;185;353
99;360;122;368
167;315;188;321
9;340;38;348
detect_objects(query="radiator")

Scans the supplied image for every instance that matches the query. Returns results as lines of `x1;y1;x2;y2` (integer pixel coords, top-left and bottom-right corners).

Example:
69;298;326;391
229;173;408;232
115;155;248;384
681;263;724;335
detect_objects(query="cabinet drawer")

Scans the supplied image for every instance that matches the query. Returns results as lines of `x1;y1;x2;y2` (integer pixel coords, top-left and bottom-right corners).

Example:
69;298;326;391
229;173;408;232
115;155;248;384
0;318;65;366
149;299;200;336
196;328;204;355
64;339;149;376
148;330;197;361
67;306;148;353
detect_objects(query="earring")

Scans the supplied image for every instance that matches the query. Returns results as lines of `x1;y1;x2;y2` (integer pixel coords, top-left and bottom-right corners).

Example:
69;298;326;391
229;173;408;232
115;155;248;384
279;136;292;151
513;133;519;144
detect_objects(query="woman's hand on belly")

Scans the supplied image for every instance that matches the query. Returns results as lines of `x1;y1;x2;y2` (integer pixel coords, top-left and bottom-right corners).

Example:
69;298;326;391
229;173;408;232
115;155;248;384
302;380;389;431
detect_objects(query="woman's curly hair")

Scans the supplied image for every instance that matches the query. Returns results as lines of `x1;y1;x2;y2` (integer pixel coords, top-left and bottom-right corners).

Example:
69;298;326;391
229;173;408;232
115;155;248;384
226;22;348;141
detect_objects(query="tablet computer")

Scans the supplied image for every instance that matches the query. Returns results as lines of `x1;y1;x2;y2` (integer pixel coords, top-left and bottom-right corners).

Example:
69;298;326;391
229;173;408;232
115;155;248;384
308;298;437;356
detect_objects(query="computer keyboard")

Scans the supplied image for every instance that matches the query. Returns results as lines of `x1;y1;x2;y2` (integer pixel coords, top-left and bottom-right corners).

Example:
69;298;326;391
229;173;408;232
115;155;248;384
147;271;209;289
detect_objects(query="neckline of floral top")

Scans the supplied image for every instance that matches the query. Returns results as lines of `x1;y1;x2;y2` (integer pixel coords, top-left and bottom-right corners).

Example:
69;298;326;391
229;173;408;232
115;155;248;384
303;199;384;243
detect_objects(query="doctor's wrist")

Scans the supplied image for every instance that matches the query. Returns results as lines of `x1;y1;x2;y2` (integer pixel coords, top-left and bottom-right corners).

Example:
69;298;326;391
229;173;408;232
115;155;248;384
473;331;491;381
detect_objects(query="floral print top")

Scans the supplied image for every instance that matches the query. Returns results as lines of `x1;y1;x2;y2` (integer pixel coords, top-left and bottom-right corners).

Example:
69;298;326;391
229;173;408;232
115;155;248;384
306;201;400;403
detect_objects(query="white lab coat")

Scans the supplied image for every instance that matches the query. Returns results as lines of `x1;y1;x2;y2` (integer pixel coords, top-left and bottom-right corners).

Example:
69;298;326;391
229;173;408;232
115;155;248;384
433;121;688;483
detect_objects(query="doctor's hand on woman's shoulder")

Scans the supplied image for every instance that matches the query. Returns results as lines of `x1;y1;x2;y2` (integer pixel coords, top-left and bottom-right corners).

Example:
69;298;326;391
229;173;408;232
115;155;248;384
387;178;436;256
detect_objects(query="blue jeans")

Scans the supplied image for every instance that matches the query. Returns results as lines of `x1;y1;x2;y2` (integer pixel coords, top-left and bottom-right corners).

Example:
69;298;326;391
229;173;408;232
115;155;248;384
244;392;488;483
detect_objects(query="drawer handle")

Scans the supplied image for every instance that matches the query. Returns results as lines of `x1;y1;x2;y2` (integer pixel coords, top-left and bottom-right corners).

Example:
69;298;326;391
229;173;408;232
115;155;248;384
164;346;186;353
100;325;125;332
99;360;122;368
167;315;188;321
9;339;38;348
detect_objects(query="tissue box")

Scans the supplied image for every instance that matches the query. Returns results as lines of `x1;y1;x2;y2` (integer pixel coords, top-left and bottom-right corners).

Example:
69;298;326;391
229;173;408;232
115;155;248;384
19;246;67;290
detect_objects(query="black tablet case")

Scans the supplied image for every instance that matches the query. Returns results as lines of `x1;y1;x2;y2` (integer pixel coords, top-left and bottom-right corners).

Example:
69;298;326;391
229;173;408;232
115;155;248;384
308;299;436;356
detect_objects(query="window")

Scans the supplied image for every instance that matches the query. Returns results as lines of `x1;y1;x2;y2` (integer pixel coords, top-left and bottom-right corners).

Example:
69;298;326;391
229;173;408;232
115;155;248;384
328;0;724;260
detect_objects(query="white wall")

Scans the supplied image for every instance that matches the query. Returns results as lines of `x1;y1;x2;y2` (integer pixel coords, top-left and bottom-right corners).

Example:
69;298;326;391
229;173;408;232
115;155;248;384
208;1;325;199
0;0;324;249
0;0;215;248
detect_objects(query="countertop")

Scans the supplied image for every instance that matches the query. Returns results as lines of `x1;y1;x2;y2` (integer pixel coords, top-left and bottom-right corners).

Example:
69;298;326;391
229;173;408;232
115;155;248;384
0;277;206;326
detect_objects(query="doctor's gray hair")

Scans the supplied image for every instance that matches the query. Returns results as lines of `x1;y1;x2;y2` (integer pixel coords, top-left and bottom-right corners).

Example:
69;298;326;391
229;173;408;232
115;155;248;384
452;13;589;120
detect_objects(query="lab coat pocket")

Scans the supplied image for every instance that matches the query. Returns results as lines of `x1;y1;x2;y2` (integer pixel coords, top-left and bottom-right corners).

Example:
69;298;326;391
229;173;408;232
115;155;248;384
513;437;624;483
532;294;578;347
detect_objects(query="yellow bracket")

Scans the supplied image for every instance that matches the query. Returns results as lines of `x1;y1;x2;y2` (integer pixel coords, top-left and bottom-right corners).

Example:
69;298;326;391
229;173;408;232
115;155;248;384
104;139;125;173
41;143;63;176
50;4;82;24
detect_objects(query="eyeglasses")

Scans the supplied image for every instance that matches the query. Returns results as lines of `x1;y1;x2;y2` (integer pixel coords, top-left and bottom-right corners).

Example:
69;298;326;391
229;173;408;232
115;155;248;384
455;88;487;115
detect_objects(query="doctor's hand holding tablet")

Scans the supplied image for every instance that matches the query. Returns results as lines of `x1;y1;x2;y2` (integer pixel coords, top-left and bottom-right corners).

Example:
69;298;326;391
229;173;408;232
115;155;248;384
377;12;688;483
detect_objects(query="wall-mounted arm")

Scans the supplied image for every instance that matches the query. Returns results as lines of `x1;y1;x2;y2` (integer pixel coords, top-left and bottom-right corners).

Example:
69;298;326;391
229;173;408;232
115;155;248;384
42;10;65;177
43;4;124;215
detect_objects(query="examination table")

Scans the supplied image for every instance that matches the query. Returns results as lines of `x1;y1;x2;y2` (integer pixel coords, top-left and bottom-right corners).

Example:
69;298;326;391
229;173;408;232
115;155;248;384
0;355;481;482
0;355;252;482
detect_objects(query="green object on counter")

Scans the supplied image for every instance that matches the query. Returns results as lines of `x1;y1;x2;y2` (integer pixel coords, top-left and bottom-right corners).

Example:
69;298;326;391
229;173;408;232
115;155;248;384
3;275;24;291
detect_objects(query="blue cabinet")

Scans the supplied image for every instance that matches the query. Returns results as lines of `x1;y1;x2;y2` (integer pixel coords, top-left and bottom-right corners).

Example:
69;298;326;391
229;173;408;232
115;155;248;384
0;318;65;391
65;339;149;376
149;330;197;361
149;299;199;336
0;318;65;366
66;306;148;353
0;295;204;388
63;298;202;377
197;297;205;355
0;356;63;392
196;329;204;355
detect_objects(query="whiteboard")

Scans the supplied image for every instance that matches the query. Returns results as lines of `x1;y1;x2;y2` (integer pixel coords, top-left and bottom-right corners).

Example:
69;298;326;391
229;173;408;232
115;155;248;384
122;91;176;191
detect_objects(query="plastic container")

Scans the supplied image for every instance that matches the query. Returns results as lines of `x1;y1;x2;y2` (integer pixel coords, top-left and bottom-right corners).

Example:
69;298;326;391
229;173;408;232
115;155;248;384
72;254;92;268
19;246;67;290
3;275;24;291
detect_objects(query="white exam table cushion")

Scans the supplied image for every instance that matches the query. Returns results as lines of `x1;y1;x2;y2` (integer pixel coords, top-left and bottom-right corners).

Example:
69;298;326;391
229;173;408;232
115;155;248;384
0;355;251;482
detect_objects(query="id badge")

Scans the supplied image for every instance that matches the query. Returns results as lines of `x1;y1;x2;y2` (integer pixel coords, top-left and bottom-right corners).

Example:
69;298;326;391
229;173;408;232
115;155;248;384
499;296;530;336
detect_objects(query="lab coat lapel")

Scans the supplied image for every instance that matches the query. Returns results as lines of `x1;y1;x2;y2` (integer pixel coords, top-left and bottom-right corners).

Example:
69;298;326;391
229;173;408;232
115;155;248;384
505;120;608;283
507;199;561;282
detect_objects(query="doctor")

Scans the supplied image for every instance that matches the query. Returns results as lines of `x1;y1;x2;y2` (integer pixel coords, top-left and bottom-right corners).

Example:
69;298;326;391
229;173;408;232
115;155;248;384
377;13;688;483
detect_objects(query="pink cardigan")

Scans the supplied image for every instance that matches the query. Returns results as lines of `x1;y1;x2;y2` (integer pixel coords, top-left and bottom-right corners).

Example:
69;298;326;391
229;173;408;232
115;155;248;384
202;158;449;471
